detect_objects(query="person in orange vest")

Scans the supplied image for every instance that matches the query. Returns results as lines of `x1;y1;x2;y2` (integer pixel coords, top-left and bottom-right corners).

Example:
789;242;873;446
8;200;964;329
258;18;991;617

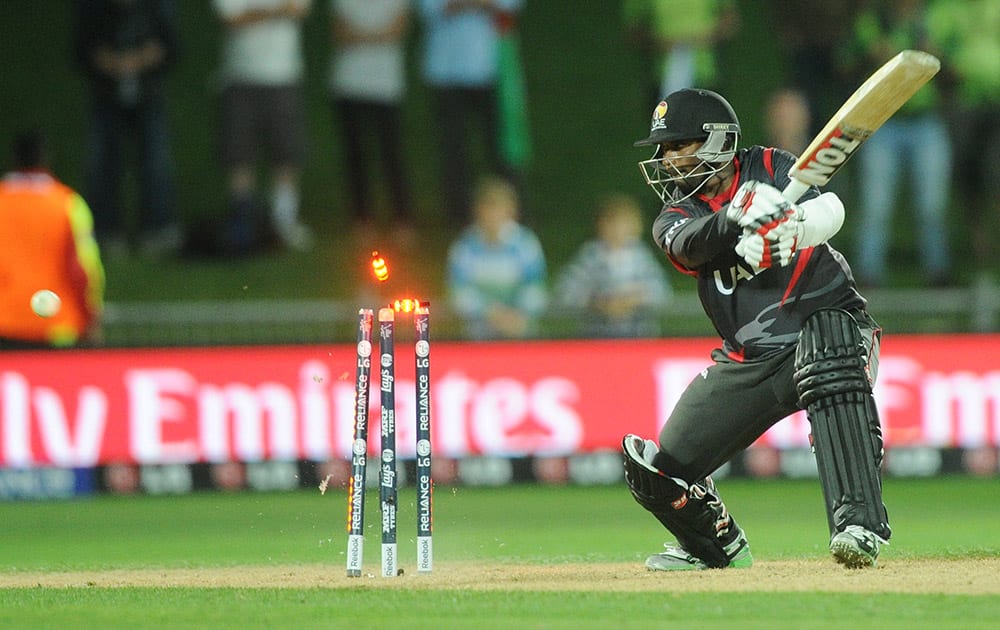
0;130;105;349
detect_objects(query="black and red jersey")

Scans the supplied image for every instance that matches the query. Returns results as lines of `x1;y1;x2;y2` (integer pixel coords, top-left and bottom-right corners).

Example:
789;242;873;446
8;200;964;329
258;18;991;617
651;145;866;361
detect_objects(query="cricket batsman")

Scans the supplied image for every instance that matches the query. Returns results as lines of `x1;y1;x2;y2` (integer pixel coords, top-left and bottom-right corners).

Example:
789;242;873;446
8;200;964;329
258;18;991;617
622;88;891;570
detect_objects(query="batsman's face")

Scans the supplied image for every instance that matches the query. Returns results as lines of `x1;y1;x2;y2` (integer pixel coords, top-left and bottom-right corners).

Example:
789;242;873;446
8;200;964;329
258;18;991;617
658;141;716;194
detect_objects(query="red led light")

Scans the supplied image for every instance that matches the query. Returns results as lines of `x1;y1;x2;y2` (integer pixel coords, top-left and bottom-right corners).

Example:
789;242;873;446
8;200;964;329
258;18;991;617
393;298;420;313
371;252;389;282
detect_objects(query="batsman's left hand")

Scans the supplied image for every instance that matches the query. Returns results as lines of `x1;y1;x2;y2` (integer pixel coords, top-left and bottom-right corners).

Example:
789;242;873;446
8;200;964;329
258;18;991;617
735;220;799;268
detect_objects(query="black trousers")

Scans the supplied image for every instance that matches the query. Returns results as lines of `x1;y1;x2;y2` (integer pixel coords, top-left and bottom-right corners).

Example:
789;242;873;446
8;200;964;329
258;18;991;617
430;86;518;222
657;312;881;483
333;97;412;222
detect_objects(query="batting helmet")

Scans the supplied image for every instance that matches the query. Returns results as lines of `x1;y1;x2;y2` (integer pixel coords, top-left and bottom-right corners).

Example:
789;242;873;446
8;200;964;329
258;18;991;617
633;88;741;148
635;89;741;204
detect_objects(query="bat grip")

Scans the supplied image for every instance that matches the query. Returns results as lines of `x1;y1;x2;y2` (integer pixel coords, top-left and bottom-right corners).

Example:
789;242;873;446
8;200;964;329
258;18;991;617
781;178;810;204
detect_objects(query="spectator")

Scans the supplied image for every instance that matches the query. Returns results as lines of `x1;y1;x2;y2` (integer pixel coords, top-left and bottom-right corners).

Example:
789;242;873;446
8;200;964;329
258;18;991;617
769;1;862;139
843;0;953;287
328;0;415;243
928;0;1000;281
0;131;105;349
555;194;672;338
764;88;811;155
446;175;547;340
74;0;182;258
417;0;525;223
213;0;314;254
623;0;739;103
765;2;863;204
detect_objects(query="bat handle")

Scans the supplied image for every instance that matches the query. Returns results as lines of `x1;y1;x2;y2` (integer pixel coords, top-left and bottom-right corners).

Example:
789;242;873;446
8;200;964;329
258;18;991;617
781;178;810;204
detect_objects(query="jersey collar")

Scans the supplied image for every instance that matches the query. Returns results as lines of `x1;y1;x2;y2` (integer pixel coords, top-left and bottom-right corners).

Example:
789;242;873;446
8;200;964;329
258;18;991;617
698;156;741;212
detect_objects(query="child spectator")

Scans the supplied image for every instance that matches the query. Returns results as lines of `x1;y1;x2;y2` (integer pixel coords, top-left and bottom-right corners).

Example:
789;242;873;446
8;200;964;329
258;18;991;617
446;176;547;340
555;194;672;338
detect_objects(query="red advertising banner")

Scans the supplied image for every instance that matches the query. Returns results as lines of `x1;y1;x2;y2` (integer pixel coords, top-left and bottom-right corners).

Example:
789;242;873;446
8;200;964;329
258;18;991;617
2;335;1000;467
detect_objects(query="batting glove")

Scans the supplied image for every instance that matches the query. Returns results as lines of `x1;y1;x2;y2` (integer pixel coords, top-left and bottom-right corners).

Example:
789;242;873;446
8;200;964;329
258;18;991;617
735;220;799;269
726;181;799;235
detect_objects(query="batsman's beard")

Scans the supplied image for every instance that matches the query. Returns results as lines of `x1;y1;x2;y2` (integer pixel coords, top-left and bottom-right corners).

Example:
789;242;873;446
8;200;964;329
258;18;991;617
675;161;730;197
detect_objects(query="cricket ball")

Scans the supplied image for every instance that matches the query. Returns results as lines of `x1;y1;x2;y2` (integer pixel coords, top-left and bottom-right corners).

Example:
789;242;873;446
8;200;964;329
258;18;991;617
30;289;61;318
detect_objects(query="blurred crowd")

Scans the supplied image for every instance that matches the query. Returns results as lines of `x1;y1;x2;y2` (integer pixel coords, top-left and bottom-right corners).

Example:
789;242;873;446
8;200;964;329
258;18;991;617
2;0;997;347
67;0;532;259
627;0;998;292
444;0;998;340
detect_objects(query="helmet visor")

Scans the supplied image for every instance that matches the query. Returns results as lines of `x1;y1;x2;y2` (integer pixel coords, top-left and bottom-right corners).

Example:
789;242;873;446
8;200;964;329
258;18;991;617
637;124;739;204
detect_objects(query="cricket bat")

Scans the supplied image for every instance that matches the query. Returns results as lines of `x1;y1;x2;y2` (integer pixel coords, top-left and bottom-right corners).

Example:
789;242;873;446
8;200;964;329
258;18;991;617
782;50;941;203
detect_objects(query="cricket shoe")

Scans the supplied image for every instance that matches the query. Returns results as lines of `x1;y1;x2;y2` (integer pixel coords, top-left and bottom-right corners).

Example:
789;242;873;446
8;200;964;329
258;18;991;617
645;530;753;572
830;525;887;568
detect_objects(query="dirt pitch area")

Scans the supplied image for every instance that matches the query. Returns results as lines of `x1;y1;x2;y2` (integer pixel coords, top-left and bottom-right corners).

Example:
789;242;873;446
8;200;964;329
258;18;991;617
3;558;1000;594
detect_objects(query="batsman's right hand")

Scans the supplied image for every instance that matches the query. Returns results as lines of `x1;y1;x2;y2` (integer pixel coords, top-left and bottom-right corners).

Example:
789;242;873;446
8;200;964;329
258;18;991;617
726;181;798;234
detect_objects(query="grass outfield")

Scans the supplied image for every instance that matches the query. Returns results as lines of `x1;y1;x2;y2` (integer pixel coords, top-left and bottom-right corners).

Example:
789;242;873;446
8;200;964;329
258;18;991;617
1;477;999;628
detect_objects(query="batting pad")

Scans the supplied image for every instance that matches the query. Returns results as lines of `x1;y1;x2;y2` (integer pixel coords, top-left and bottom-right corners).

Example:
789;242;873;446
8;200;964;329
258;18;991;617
623;436;745;568
794;309;891;540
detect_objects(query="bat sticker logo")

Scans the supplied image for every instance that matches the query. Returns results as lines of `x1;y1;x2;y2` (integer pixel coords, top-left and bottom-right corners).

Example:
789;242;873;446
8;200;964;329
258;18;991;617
793;126;869;187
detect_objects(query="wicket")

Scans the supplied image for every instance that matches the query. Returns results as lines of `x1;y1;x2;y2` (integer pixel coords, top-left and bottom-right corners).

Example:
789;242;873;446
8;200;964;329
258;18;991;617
345;304;433;578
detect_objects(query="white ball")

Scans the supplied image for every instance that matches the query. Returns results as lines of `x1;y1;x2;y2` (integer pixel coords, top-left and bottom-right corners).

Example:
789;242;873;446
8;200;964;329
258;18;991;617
30;290;62;318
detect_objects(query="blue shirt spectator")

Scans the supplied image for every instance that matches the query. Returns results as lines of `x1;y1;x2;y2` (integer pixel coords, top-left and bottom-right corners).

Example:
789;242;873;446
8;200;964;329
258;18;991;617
417;0;527;223
418;0;523;87
843;0;952;287
447;176;547;340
